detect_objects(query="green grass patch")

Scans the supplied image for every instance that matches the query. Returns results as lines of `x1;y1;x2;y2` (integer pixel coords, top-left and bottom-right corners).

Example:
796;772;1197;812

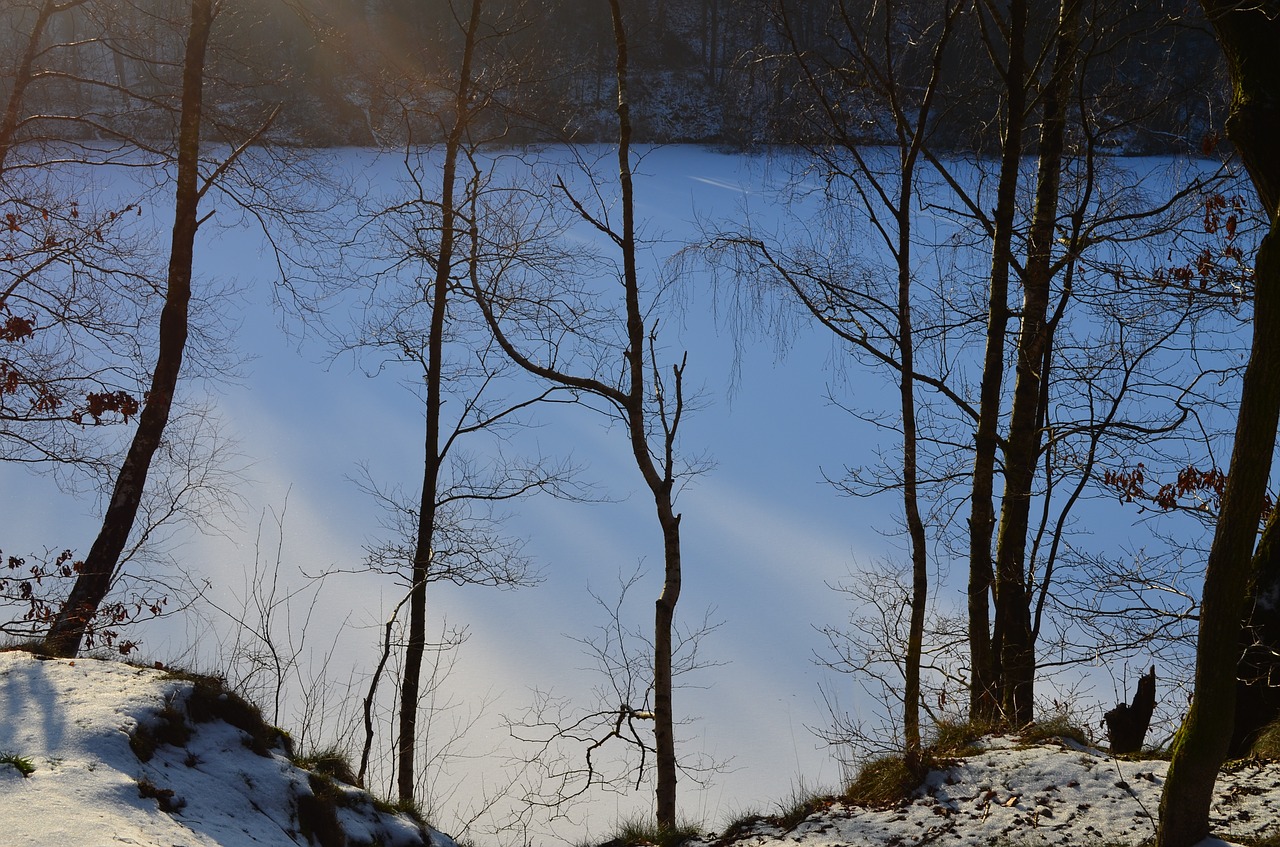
129;698;192;762
159;668;288;757
0;751;35;777
127;667;290;763
713;809;766;843
843;719;1010;808
371;795;428;827
0;639;46;655
298;774;348;847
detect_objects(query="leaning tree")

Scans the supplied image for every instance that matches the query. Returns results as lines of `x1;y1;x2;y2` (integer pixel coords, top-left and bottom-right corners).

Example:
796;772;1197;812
1156;1;1280;845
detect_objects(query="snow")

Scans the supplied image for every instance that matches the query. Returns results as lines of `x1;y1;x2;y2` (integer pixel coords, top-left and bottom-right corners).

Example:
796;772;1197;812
2;650;1276;846
695;735;1280;847
0;650;454;847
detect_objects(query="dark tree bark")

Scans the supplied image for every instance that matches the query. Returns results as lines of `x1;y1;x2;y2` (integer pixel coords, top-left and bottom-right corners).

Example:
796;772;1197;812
1106;666;1157;755
967;0;1027;724
1233;511;1280;757
1156;2;1280;844
990;0;1082;726
395;0;481;805
609;2;681;825
42;0;213;658
880;0;962;772
763;0;961;767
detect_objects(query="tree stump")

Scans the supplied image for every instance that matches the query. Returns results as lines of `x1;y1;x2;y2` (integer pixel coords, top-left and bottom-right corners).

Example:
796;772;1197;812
1106;666;1157;755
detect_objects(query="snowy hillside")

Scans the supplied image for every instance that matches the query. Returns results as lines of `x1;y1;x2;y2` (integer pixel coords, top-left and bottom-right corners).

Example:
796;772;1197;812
694;735;1280;847
2;649;1279;847
0;650;453;847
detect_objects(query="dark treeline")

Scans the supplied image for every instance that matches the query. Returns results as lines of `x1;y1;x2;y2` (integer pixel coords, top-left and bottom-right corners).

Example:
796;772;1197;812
1;0;1224;151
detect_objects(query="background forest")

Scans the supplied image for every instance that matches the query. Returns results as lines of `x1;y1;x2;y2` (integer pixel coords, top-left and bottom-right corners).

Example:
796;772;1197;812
2;2;1278;847
0;0;1226;149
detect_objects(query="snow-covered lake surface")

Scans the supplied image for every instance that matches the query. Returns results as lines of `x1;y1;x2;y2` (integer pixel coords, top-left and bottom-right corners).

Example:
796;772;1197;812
0;145;1254;844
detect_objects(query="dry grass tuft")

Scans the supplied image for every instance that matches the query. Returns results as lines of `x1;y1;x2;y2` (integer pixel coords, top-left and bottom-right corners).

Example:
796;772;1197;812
1018;714;1091;748
844;754;919;806
1250;717;1280;760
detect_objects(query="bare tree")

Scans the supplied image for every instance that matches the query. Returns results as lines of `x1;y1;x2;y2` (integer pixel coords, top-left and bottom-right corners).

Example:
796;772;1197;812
0;0;164;484
41;0;216;657
470;2;704;829
41;0;280;657
712;0;965;766
702;0;1236;748
319;0;587;806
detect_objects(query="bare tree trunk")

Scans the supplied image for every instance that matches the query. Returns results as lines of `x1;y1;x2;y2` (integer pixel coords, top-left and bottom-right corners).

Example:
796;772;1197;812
1156;3;1280;844
765;0;959;761
468;2;690;828
606;1;682;826
894;2;962;769
967;0;1027;724
395;0;482;804
43;0;212;659
653;501;681;831
1105;667;1157;755
899;182;927;764
991;0;1081;726
1157;231;1280;846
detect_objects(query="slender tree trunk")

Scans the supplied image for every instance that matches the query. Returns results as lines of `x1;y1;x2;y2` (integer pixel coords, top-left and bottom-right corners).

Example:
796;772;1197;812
43;0;212;659
990;0;1081;726
653;501;682;831
968;0;1027;723
467;2;688;828
395;0;481;804
899;184;927;763
1156;4;1280;843
360;601;401;786
608;0;683;828
892;0;963;765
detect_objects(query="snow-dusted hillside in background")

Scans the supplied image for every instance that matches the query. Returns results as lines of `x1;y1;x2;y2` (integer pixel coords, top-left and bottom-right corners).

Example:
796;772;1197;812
2;650;1279;847
0;650;453;847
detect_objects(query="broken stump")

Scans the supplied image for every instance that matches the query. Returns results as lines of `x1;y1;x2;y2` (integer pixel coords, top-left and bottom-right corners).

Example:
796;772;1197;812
1105;666;1156;755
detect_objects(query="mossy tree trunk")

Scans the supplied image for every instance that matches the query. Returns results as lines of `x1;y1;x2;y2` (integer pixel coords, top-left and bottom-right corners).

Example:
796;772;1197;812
1156;3;1280;844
